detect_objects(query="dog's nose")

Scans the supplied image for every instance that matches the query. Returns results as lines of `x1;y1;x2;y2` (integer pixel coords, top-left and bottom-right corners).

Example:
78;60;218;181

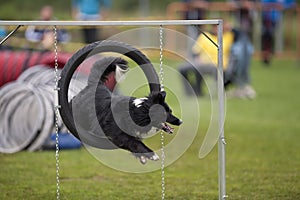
178;119;183;125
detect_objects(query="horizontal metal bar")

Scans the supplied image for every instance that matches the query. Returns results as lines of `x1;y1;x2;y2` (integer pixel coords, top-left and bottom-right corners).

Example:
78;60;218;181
0;20;221;26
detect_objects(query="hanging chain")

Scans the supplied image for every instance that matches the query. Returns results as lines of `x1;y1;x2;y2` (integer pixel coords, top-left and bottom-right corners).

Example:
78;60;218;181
53;25;61;200
159;25;165;92
160;128;166;200
159;25;165;200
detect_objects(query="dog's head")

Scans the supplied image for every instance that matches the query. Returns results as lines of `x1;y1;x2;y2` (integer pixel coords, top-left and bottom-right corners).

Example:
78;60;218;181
134;91;182;133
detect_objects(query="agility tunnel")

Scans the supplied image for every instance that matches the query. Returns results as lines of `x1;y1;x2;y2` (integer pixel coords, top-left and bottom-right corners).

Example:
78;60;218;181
0;50;83;153
0;50;71;87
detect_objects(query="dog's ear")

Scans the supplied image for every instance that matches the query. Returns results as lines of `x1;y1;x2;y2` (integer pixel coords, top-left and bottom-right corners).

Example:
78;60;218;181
153;91;166;104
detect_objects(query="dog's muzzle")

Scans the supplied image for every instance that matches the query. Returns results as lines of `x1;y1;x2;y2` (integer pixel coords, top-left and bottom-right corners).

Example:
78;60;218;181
162;123;174;133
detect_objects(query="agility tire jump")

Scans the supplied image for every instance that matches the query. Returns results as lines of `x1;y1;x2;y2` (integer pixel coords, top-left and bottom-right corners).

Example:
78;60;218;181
58;40;161;149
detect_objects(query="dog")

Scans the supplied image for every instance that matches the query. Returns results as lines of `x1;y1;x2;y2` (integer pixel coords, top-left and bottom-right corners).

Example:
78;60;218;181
71;57;182;164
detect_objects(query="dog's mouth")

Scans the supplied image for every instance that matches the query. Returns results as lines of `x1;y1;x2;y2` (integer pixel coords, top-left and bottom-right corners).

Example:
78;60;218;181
161;123;174;134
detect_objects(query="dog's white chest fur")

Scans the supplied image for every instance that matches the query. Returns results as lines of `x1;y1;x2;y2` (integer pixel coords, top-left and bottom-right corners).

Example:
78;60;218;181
135;126;159;137
132;97;159;137
133;97;148;108
147;126;159;135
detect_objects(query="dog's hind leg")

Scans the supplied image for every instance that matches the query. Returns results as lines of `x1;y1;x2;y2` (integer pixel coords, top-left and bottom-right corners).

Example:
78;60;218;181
110;133;159;164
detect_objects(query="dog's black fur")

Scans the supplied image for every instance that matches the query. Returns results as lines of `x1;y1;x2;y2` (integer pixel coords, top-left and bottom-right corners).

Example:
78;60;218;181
71;57;182;164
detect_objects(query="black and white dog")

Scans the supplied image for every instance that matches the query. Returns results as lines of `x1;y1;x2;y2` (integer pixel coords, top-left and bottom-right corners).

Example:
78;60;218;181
71;57;182;164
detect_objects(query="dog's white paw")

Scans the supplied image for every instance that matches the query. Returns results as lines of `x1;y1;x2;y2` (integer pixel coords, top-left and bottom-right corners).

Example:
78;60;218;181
149;153;160;161
139;156;147;165
138;153;159;164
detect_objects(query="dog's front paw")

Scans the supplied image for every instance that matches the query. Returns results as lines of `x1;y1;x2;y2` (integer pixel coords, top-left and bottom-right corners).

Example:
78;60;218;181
135;152;160;164
149;153;159;161
139;156;147;164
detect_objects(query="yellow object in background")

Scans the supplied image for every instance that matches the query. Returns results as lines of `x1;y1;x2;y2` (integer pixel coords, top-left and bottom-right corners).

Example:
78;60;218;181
192;31;234;70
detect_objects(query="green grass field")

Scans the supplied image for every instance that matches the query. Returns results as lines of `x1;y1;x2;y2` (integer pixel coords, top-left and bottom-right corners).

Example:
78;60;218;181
1;58;300;200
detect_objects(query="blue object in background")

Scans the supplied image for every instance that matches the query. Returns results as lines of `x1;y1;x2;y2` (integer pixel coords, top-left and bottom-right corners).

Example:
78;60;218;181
43;132;82;150
0;26;7;38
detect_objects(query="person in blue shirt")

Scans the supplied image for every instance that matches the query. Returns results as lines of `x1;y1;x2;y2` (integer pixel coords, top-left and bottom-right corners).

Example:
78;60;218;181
261;0;295;65
72;0;112;43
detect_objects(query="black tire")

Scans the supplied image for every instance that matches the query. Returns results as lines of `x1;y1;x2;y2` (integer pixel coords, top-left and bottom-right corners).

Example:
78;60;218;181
58;40;160;149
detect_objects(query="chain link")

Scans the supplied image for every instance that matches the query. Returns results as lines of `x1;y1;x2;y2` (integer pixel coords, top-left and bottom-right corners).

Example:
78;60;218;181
160;131;166;200
159;25;166;200
159;25;164;92
53;25;60;200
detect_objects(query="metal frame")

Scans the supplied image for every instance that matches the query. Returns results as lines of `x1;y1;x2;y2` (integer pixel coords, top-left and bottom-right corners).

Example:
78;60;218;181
0;20;226;200
0;20;220;26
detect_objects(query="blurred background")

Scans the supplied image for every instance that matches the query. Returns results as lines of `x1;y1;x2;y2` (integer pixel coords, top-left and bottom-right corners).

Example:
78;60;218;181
0;0;299;61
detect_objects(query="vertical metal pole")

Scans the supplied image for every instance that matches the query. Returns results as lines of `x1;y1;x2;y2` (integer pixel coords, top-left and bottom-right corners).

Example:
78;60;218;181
217;20;227;200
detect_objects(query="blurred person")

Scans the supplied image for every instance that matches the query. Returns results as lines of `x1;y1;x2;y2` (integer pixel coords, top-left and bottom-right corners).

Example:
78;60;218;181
225;29;256;99
179;23;256;99
260;0;295;65
25;5;70;50
72;0;112;43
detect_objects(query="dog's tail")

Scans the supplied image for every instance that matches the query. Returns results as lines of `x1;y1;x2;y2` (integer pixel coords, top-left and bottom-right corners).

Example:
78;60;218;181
88;57;128;86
